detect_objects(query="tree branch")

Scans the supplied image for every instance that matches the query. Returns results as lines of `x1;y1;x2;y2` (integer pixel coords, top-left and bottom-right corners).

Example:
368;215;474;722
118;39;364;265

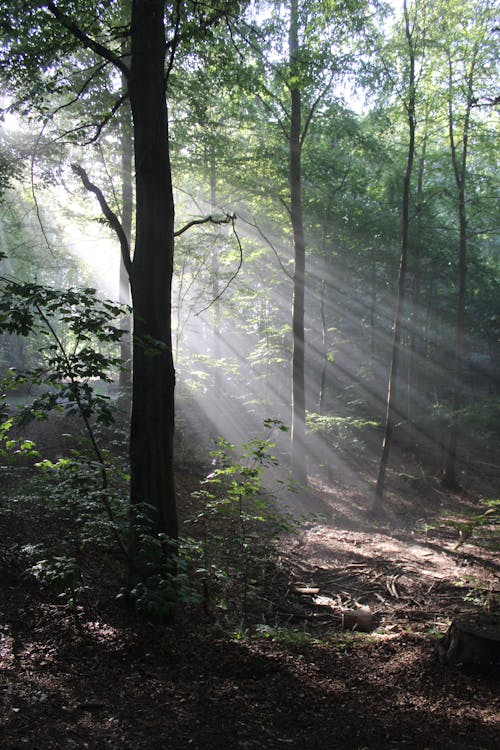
174;213;235;238
55;93;128;145
196;216;244;315
71;164;132;278
45;1;130;78
300;71;335;147
237;214;293;280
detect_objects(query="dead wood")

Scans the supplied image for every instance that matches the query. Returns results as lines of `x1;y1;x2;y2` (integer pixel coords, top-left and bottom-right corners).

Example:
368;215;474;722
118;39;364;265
437;615;500;667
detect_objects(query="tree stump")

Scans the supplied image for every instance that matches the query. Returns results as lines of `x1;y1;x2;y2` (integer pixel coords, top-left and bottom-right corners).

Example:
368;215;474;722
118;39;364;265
437;616;500;667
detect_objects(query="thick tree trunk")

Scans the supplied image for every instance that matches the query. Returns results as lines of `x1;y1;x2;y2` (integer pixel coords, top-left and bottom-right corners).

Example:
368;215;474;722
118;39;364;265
289;0;307;486
437;617;500;667
128;0;178;541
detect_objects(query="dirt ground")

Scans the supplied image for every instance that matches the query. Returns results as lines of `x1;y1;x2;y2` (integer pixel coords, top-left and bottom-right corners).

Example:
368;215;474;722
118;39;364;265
1;427;499;749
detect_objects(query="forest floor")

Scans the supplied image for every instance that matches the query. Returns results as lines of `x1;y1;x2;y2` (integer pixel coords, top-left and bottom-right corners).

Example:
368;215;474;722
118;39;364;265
1;420;499;749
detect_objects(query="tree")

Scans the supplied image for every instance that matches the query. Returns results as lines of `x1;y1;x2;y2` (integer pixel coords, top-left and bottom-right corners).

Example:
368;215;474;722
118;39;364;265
0;0;236;582
373;0;422;511
288;0;307;485
228;0;371;484
435;0;499;487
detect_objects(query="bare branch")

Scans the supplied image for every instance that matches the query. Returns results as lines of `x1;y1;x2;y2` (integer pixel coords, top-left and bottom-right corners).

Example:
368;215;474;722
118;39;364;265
31;121;58;259
166;0;183;83
174;213;235;238
237;213;293;280
71;163;132;277
196;216;243;316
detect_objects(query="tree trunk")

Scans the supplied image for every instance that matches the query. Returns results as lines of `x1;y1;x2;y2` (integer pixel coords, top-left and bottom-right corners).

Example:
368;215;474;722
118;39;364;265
369;249;377;358
289;0;307;486
373;1;416;513
442;49;477;489
128;0;178;542
437;617;500;667
118;88;133;398
318;277;327;413
209;144;222;395
407;134;426;425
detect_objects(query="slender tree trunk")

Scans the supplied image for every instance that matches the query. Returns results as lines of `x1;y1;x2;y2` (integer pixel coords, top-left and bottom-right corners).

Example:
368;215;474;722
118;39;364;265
209;144;222;394
407;134;426;424
373;2;416;513
442;49;477;488
369;249;377;357
289;0;307;486
128;0;178;542
119;88;133;397
318;277;327;413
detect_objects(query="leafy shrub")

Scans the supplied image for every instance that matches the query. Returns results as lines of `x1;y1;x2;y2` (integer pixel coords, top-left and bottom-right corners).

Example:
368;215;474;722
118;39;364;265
189;419;293;621
445;497;500;551
307;412;379;453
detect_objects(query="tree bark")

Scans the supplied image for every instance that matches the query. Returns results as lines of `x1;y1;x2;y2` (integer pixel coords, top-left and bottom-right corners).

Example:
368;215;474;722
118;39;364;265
128;0;178;541
289;0;307;486
442;47;477;489
118;89;133;397
407;134;426;425
373;1;416;513
318;277;327;413
209;143;222;395
437;617;500;667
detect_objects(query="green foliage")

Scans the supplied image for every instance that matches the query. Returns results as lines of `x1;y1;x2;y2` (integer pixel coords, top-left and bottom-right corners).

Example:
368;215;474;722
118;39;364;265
445;498;500;551
453;573;498;610
28;554;80;597
0;416;38;460
0;280;126;426
123;508;203;620
36;453;127;545
0;280;127;432
255;623;320;645
456;399;500;439
189;419;293;620
307;412;380;453
15;450;128;606
0;277;132;607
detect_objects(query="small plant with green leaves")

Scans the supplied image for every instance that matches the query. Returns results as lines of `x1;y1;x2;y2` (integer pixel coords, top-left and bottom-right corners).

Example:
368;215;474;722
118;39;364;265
29;554;81;602
36;453;128;551
255;623;320;646
307;412;380;455
189;419;293;621
453;574;498;611
0;275;132;606
14;452;128;608
20;540;83;607
444;498;500;551
121;507;203;620
0;279;127;440
0;413;38;461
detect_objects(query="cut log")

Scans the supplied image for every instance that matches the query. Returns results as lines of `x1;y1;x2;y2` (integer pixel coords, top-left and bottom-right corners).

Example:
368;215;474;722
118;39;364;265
437;616;500;667
341;607;375;633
